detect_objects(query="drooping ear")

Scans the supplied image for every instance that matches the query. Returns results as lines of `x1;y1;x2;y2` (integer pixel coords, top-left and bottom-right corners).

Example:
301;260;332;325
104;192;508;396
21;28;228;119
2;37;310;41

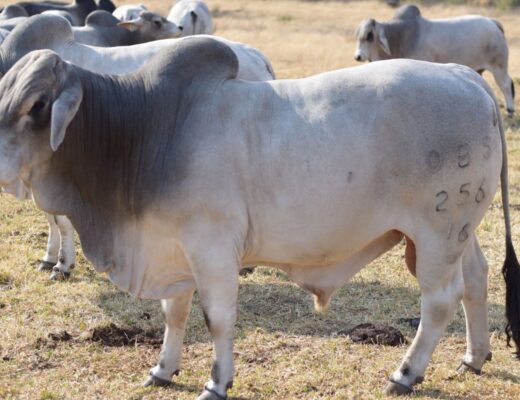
376;23;391;56
117;19;143;31
50;79;82;151
190;10;197;26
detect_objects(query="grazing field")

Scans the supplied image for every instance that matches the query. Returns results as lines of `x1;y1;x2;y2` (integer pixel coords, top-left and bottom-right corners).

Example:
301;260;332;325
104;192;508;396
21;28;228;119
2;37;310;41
2;0;520;399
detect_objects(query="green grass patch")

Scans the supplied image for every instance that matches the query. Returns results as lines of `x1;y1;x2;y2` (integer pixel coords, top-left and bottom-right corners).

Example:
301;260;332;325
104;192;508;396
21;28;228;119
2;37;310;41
277;15;293;22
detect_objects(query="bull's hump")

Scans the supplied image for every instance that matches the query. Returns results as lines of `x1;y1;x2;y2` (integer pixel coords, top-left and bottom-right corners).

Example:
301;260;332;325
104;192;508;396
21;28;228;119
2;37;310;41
394;4;421;20
3;14;73;51
142;36;239;84
85;10;118;27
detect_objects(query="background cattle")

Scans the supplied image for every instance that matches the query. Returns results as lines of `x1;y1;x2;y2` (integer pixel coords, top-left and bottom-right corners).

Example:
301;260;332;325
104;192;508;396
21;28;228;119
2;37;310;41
112;3;147;21
0;14;274;78
72;10;141;46
41;9;75;24
12;0;98;26
354;5;515;116
0;4;26;19
118;10;183;40
97;0;115;13
167;0;213;36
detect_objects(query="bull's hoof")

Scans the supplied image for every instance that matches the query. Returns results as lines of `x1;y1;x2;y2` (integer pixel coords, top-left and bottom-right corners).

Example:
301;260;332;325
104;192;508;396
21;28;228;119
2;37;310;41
143;373;172;387
456;352;492;375
197;386;227;400
49;270;71;281
456;362;481;375
38;261;56;271
383;379;413;396
507;109;514;118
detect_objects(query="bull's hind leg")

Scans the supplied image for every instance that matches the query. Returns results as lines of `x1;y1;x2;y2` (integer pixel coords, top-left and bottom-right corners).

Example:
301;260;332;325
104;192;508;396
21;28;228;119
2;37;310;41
458;234;492;374
144;290;195;387
384;235;465;395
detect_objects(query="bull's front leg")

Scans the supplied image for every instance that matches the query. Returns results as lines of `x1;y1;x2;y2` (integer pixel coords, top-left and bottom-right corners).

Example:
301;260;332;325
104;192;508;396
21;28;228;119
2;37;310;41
197;274;239;399
38;213;60;271
144;290;195;387
189;249;240;400
49;215;76;280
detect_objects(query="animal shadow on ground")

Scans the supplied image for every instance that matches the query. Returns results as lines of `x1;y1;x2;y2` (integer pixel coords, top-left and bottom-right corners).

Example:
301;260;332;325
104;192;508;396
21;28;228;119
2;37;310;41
94;271;506;345
412;367;520;399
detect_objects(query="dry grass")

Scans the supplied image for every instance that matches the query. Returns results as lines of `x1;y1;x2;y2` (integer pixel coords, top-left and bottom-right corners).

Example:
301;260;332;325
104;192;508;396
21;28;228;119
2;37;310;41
1;1;520;399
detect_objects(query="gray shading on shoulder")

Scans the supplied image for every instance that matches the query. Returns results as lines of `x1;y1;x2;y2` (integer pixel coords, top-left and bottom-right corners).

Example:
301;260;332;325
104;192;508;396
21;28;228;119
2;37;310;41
383;4;421;58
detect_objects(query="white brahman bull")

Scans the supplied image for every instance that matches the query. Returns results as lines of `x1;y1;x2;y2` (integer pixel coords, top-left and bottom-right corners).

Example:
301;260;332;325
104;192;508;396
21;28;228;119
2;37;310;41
0;38;518;399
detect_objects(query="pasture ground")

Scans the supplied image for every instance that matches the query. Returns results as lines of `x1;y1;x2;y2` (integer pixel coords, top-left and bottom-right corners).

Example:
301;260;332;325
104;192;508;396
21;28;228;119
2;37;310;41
2;1;520;399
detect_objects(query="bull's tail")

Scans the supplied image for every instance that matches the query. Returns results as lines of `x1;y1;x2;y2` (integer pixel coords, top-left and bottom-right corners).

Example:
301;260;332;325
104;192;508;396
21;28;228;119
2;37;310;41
265;59;276;80
497;102;520;357
493;18;505;35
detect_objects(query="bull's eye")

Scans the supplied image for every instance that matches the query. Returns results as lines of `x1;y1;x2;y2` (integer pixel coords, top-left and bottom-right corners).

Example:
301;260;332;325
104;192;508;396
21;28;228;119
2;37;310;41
153;20;162;28
29;99;46;116
366;32;374;42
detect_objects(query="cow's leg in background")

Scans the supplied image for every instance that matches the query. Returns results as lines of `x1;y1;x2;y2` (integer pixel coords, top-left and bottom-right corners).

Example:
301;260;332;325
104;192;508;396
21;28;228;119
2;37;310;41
491;67;515;117
38;213;61;271
49;215;76;280
458;235;492;374
384;233;465;395
144;290;195;387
